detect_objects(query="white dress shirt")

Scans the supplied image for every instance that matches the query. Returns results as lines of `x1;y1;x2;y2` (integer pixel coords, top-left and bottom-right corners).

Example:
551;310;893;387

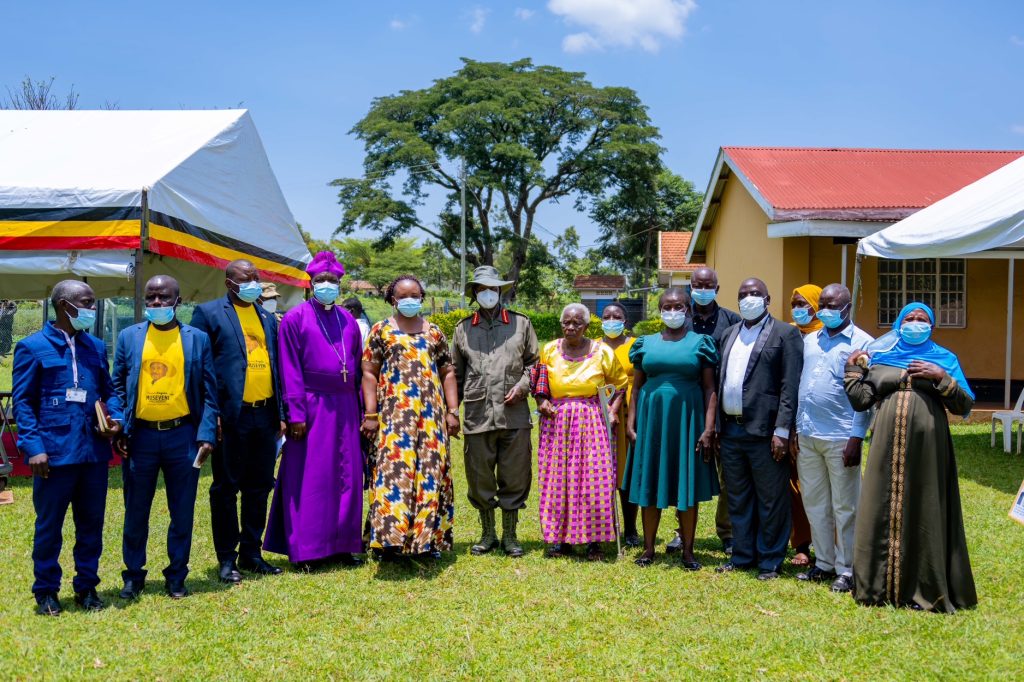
722;315;789;438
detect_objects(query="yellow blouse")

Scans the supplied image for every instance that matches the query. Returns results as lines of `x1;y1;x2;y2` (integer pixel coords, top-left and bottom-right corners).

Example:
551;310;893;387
540;339;628;399
607;336;637;404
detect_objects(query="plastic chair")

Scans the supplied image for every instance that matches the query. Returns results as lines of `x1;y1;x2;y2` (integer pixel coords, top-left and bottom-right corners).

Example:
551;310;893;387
991;387;1024;454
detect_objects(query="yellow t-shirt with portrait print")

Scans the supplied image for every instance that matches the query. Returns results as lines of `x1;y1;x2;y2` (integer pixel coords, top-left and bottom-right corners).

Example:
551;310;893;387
136;325;190;421
235;303;273;402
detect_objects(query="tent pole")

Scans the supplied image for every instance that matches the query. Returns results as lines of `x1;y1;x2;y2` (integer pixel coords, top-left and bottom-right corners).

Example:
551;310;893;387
133;189;149;323
850;251;863;324
1006;257;1016;409
841;243;848;287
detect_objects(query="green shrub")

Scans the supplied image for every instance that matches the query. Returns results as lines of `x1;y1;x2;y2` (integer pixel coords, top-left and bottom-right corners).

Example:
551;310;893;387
427;309;472;339
427;308;602;343
632;317;664;336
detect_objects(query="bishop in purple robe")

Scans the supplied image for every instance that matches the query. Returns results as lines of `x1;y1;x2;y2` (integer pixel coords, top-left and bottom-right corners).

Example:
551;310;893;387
264;252;364;566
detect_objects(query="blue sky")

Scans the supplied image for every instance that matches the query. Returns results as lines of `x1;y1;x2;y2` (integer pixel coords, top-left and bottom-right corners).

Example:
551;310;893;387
3;1;1023;248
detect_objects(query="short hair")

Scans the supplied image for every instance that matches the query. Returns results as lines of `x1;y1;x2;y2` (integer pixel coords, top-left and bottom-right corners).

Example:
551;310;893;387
342;297;364;314
383;274;425;305
661;286;691;305
602;301;628;318
560;303;589;320
147;275;181;298
226;259;256;279
50;279;89;308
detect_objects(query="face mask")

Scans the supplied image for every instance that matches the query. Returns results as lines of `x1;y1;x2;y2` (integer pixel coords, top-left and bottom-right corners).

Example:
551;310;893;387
144;306;176;326
261;299;278;314
396;297;422;318
64;302;96;331
476;289;500;310
661;310;686;329
602;320;625;338
738;295;766;321
791;306;813;326
900;321;932;345
691;288;717;306
816;307;847;330
313;282;339;305
232;280;263;303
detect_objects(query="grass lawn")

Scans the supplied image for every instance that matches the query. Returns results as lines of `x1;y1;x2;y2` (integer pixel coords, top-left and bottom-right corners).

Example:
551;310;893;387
1;423;1022;680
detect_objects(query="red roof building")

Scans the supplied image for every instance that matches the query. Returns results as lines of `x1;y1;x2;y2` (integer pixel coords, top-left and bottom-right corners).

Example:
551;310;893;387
657;231;705;286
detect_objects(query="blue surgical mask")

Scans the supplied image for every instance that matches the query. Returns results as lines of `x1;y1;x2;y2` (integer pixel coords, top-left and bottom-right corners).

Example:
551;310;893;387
816;308;847;329
233;280;263;303
791;306;813;326
602;320;625;338
661;310;686;329
396;297;422;318
691;288;717;306
900;321;932;345
313;282;339;305
144;306;176;326
64;302;96;331
738;295;766;321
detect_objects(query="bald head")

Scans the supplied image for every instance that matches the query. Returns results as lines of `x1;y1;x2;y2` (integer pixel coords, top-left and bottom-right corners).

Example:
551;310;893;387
226;259;257;281
820;283;851;307
145;275;180;306
691;267;719;290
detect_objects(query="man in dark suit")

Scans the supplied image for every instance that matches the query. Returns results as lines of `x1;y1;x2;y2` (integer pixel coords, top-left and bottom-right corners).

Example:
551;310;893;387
191;259;284;583
12;280;123;615
714;278;803;580
113;275;218;599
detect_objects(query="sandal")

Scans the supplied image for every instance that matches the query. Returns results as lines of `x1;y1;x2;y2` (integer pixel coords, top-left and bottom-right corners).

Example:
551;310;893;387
791;552;811;567
634;554;654;567
545;543;570;559
680;559;702;571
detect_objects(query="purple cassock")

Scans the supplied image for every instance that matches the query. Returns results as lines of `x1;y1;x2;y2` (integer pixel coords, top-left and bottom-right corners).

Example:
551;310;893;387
264;299;364;562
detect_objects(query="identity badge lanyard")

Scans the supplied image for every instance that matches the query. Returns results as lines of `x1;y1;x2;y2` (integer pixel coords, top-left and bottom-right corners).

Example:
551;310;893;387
62;331;87;403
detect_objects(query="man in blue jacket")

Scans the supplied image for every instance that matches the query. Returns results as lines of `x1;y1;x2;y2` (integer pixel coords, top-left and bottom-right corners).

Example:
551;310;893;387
13;280;123;615
112;275;218;600
191;259;285;583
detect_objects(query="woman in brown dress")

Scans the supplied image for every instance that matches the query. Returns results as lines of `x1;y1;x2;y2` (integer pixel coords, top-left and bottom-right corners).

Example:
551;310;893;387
844;302;976;613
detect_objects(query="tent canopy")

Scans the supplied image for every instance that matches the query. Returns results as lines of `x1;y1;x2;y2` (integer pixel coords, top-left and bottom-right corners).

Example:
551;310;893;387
0;109;311;300
857;155;1024;259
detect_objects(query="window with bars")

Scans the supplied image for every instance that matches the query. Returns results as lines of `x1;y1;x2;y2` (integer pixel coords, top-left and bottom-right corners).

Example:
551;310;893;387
877;258;966;327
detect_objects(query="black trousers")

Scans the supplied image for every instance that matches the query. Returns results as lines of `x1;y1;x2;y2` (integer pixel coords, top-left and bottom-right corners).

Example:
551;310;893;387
210;404;278;562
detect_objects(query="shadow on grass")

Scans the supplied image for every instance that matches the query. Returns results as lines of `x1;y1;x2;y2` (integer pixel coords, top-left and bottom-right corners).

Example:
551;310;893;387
371;550;459;581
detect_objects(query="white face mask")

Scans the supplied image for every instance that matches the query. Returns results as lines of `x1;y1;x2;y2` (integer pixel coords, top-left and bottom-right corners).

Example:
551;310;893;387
261;299;278;314
738;295;767;321
476;289;500;310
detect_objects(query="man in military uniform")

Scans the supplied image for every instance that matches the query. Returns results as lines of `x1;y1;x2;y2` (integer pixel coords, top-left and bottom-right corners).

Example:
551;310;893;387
452;266;539;558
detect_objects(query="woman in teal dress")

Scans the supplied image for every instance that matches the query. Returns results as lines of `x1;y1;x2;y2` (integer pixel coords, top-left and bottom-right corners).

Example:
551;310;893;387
625;287;719;569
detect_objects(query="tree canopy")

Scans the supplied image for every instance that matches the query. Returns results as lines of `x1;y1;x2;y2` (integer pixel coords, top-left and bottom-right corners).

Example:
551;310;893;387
333;58;663;290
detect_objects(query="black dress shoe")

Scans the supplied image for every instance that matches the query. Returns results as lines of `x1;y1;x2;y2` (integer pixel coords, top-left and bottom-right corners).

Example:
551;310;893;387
756;570;782;581
218;560;243;584
74;588;106;611
335;553;364;567
715;561;741;573
119;579;144;600
165;580;190;599
35;593;62;616
623;533;643;548
238;556;283;575
831;575;854;593
666;532;683;554
797;566;837;583
680;559;702;571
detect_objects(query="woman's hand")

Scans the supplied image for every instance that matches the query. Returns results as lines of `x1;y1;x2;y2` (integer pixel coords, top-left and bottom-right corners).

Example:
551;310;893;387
445;411;461;438
697;429;715;462
848;350;870;368
537;398;557;419
907;360;947;384
360;415;379;440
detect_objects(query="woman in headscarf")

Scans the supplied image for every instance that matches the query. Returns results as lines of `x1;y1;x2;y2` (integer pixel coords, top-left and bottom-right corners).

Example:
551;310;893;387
600;301;641;547
845;302;976;612
786;283;821;567
534;303;628;561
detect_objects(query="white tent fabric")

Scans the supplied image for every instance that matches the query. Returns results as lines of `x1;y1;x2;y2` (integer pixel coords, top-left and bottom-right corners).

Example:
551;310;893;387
858;155;1024;258
0;110;310;300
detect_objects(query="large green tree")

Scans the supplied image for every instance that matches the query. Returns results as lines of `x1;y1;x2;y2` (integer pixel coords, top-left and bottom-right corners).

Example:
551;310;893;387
332;58;663;288
590;169;703;287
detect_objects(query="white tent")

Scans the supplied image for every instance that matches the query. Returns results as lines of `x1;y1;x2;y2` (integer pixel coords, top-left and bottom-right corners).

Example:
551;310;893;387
854;155;1024;406
0;110;311;310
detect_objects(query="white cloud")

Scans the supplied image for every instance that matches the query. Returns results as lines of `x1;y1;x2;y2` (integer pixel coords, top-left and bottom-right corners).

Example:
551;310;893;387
515;7;535;20
548;0;697;53
470;7;489;33
389;18;409;30
1012;35;1024;47
1012;124;1024;135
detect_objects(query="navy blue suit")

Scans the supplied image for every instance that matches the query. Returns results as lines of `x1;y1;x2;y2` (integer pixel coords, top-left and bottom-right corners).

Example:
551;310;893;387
112;321;218;585
12;322;122;600
191;295;282;562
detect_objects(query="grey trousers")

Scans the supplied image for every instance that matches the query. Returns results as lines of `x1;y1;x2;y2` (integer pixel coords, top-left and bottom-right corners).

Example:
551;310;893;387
464;428;532;511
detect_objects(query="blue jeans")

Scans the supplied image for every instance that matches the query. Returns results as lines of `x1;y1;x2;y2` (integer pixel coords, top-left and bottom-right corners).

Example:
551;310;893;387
718;420;791;572
121;423;199;584
32;462;109;598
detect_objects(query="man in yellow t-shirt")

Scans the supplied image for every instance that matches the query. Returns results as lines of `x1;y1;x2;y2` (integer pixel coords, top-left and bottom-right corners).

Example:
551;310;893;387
190;259;284;583
136;327;189;422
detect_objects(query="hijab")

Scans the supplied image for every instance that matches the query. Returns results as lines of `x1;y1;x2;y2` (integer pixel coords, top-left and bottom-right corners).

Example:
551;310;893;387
870;302;974;400
792;284;824;334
